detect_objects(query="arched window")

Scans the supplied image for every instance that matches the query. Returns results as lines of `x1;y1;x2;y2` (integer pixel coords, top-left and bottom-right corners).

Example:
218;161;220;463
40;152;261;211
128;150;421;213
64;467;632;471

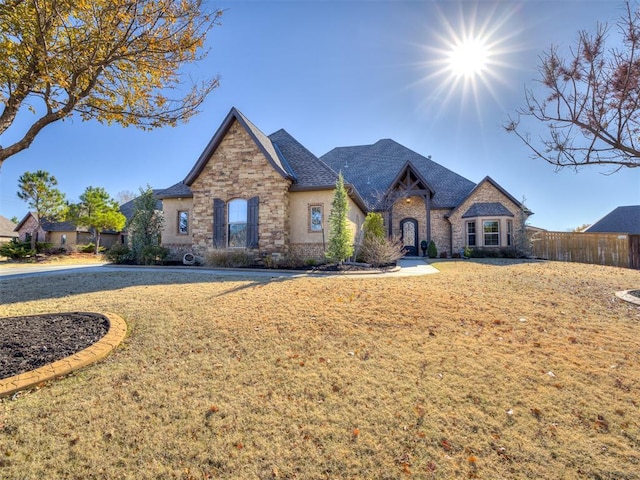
228;199;248;248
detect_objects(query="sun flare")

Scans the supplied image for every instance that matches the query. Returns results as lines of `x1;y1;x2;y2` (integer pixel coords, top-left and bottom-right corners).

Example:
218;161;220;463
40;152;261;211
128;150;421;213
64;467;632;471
448;38;489;78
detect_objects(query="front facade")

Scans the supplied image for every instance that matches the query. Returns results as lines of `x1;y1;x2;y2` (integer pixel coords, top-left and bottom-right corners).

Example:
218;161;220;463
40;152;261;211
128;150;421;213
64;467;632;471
159;108;531;261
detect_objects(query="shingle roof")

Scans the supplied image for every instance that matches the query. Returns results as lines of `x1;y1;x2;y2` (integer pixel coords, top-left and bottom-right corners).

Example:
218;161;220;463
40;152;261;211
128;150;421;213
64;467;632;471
269;129;339;190
321;139;476;210
119;190;164;221
462;202;514;218
585;206;640;234
0;215;18;238
183;108;295;185
41;220;84;232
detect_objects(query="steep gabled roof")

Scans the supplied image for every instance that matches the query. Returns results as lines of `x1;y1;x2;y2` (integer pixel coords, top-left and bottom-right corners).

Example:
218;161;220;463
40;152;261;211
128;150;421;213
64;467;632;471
321;139;476;210
0;215;18;238
585;205;640;234
183;107;295;186
448;176;532;219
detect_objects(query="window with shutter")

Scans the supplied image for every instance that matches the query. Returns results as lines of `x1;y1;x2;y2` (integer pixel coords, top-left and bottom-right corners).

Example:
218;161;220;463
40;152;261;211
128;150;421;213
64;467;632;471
247;196;259;248
213;198;225;248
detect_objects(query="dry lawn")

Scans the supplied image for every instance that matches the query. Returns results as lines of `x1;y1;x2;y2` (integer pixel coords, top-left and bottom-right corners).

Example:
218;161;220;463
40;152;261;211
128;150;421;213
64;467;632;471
0;260;639;479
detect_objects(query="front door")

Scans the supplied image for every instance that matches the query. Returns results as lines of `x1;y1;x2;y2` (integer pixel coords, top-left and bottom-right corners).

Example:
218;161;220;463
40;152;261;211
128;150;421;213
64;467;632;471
400;218;418;256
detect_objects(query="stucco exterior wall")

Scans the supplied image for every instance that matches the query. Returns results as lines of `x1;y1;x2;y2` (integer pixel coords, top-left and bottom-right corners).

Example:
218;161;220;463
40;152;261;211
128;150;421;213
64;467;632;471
289;190;364;261
161;198;194;246
188;119;292;255
447;181;528;254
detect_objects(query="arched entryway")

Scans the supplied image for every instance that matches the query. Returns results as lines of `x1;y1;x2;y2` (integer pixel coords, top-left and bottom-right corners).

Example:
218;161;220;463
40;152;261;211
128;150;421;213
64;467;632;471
400;218;418;256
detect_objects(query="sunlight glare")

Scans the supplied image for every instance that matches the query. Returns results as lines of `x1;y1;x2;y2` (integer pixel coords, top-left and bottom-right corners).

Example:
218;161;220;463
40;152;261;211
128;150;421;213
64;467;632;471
448;38;489;78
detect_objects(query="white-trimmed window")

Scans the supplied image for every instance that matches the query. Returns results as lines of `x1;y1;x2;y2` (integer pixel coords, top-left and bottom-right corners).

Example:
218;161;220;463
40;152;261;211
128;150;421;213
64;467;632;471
483;220;500;246
228;199;248;248
466;221;476;246
178;211;189;235
61;234;67;245
309;205;323;232
507;220;513;246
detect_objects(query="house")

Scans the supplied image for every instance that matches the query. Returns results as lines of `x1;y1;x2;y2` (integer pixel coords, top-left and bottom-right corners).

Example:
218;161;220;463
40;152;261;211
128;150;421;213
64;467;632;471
158;107;532;261
584;206;640;235
0;215;18;244
13;212;120;249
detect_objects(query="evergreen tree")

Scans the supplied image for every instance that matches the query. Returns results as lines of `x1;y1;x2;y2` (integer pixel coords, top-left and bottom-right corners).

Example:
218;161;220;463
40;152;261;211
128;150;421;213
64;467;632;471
326;173;353;263
16;170;66;249
68;186;125;254
128;186;165;264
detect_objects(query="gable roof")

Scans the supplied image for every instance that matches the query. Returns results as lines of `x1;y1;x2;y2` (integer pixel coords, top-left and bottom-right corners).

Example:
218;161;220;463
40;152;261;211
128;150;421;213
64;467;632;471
183;107;295;186
0;215;18;238
448;176;532;219
321;139;476;210
585;206;640;234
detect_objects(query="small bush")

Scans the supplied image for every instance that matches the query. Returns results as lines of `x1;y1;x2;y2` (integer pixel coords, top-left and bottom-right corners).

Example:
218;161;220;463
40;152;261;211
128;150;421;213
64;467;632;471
439;251;448;258
360;236;405;267
205;250;254;268
0;239;35;259
141;246;169;265
35;242;53;254
104;243;134;264
427;240;438;259
79;243;105;254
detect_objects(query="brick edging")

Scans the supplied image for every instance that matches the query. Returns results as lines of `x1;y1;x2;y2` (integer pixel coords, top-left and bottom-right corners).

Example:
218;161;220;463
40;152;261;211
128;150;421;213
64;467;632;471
0;312;127;398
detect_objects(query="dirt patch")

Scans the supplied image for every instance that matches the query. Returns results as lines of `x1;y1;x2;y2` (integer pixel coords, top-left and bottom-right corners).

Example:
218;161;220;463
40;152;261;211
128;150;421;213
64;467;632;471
0;312;109;379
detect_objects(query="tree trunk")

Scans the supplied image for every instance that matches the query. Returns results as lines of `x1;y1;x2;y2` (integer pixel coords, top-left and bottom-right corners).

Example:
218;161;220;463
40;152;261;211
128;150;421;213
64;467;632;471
95;231;101;255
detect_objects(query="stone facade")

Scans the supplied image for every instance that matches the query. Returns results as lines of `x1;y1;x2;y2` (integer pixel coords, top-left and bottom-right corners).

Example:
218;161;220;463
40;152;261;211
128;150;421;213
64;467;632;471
188;119;292;255
448;180;528;254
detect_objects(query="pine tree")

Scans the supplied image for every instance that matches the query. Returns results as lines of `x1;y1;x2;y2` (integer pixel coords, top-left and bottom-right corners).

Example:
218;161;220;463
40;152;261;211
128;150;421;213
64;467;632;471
326;173;353;263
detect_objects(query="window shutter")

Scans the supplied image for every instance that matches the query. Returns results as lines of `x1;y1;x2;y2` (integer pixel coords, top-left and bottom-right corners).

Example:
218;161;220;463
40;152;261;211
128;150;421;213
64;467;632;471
247;196;259;248
213;198;225;248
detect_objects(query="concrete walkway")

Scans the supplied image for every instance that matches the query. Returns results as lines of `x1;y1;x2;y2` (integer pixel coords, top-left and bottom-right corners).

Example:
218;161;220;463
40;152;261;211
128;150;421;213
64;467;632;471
394;257;440;276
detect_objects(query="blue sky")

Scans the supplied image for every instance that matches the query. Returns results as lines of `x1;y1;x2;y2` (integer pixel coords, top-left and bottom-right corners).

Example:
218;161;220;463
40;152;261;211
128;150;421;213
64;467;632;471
1;0;638;231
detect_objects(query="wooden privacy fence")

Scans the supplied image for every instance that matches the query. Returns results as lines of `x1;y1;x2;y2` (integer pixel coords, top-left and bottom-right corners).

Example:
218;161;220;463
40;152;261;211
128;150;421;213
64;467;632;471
530;231;640;269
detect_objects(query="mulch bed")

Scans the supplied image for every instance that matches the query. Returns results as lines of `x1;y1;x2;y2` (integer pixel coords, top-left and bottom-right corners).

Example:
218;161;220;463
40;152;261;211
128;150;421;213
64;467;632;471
0;312;109;380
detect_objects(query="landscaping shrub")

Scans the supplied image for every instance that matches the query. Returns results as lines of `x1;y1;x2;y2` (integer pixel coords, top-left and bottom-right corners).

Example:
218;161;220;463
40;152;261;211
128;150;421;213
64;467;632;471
35;242;53;254
427;240;437;258
79;243;105;254
140;246;169;265
205;250;254;268
360;235;405;267
104;243;134;264
0;239;35;259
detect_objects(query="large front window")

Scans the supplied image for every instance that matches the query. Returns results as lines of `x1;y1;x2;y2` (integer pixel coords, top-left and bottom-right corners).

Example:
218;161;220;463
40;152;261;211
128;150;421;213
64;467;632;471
483;220;500;246
228;199;247;247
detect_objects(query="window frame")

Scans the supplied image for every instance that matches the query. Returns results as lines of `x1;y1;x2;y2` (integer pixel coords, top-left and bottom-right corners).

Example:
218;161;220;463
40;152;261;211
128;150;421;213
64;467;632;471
177;210;189;235
483;220;500;246
227;198;248;248
466;221;476;246
506;220;513;246
308;204;324;233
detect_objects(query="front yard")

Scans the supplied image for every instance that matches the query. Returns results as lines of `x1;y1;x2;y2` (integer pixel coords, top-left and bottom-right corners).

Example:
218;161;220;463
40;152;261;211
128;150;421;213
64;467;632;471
0;260;639;479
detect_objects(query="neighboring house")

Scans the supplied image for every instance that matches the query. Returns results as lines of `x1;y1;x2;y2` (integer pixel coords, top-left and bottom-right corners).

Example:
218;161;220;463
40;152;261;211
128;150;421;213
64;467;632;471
158;107;532;260
584;206;640;235
0;215;18;244
13;212;120;249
